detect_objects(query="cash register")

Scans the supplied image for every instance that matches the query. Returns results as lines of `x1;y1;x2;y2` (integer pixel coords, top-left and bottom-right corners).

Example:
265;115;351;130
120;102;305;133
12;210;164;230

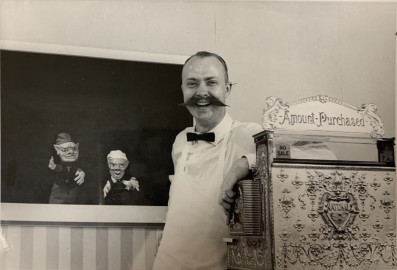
225;95;396;270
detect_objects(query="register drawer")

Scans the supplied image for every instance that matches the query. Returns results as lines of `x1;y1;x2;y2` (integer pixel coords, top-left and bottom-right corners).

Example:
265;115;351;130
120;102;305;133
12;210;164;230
272;163;396;270
227;236;271;270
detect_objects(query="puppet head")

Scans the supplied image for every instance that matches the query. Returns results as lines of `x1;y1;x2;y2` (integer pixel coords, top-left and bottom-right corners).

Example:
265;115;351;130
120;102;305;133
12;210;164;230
107;150;129;181
53;133;79;163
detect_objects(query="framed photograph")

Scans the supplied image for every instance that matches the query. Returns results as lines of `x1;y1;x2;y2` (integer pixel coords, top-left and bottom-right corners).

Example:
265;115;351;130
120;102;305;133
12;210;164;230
1;42;191;224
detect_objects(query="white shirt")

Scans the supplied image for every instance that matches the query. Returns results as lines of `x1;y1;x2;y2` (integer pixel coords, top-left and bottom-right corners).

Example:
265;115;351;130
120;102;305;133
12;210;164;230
170;113;262;180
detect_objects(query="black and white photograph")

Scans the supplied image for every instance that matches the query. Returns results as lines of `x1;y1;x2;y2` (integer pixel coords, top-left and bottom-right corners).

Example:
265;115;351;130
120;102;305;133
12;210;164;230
1;50;190;206
0;1;395;270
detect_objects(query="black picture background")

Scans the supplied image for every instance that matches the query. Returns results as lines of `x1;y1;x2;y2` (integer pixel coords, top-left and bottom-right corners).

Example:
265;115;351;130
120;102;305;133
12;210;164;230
1;50;191;205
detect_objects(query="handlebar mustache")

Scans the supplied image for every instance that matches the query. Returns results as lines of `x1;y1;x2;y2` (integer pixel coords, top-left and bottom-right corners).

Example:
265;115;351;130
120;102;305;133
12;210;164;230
178;95;228;107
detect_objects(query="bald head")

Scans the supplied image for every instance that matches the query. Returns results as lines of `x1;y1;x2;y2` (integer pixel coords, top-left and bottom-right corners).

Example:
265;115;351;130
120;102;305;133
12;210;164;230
182;51;229;84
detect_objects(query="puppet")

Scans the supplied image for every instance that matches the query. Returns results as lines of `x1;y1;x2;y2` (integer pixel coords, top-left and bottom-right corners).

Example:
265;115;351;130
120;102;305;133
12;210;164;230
48;132;85;204
103;150;140;205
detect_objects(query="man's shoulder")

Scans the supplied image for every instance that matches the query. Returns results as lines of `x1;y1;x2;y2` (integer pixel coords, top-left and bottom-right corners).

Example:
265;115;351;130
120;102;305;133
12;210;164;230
174;127;194;143
230;121;263;139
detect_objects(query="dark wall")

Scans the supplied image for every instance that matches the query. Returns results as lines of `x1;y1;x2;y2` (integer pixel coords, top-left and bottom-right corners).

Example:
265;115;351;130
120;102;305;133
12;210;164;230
1;50;191;205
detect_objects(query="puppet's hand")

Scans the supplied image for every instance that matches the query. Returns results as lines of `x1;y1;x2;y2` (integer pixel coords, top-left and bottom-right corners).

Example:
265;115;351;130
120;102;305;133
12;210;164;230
123;177;140;191
74;170;85;185
48;156;56;170
103;181;111;198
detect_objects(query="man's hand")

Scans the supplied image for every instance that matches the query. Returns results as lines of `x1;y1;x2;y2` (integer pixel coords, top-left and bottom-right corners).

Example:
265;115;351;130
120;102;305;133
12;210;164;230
48;156;56;170
123;177;140;191
103;180;111;198
74;170;85;185
218;157;250;221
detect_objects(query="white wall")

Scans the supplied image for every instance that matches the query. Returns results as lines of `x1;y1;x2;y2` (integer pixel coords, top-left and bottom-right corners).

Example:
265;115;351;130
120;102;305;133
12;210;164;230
1;1;395;137
1;1;395;269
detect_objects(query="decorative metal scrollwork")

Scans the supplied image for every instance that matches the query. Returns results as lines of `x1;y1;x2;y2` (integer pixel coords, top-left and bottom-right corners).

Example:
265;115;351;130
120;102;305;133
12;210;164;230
261;97;289;131
279;229;291;242
256;144;268;180
359;213;370;222
372;220;384;232
380;198;394;219
384;173;394;185
370;177;381;191
227;238;268;269
308;210;320;222
277;169;289;182
291;175;303;189
358;103;385;138
293;219;305;232
272;166;396;269
279;189;295;218
277;240;397;269
359;228;371;241
298;194;307;210
307;229;321;242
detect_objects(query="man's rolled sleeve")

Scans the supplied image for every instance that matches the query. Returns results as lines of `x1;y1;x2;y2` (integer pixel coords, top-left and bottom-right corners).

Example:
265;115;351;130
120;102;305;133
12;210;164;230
243;153;256;170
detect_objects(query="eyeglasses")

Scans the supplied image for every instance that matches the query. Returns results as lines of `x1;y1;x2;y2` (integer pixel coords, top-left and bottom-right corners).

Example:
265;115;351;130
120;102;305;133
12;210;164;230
109;163;127;170
59;147;78;153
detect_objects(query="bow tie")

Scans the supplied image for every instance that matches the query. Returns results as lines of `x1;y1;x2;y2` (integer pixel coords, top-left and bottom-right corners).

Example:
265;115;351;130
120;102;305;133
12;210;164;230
186;132;215;142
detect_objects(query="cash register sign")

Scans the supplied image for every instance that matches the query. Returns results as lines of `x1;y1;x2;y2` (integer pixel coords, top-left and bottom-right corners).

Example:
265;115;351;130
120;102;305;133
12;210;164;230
262;95;384;138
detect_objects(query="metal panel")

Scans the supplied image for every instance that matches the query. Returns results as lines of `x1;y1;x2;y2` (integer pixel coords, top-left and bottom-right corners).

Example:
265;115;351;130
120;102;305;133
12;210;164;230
272;164;396;270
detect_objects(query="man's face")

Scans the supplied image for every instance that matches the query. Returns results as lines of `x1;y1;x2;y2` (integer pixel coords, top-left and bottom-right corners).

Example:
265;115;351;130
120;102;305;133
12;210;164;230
54;142;79;163
181;56;230;131
108;158;129;181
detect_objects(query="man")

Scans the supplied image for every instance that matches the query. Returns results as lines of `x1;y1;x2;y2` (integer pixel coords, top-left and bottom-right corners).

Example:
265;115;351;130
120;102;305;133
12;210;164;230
153;51;262;269
103;150;140;205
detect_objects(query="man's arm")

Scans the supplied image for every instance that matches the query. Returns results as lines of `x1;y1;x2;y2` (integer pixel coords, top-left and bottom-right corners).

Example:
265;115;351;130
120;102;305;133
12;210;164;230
218;122;262;222
218;156;250;218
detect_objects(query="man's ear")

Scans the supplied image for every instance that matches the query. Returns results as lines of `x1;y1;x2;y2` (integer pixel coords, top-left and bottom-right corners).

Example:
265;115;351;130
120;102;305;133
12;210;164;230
53;145;61;155
75;143;79;150
225;82;232;98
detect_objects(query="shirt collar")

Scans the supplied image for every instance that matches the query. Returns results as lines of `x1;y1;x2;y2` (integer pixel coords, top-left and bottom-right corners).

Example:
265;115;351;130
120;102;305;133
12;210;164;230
194;113;233;145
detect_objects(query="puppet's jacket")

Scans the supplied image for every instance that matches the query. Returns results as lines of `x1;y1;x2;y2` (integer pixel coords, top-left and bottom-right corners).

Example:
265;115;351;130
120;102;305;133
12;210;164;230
51;163;82;189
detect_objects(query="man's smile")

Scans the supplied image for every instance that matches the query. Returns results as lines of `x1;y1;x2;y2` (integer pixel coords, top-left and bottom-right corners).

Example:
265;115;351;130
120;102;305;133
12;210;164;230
195;99;211;107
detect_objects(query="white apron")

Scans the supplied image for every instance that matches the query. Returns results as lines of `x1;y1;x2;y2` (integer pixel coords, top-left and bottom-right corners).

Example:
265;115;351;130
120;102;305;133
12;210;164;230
153;127;233;270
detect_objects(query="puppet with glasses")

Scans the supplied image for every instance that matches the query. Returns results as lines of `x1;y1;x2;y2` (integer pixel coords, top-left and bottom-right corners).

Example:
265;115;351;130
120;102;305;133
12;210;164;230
103;150;140;205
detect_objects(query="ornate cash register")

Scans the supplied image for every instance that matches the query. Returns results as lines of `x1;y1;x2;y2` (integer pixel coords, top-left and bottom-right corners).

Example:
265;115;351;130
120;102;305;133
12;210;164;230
225;95;396;270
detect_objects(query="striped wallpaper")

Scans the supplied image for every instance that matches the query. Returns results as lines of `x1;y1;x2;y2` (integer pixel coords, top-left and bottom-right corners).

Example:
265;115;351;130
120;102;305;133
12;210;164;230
0;225;163;270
